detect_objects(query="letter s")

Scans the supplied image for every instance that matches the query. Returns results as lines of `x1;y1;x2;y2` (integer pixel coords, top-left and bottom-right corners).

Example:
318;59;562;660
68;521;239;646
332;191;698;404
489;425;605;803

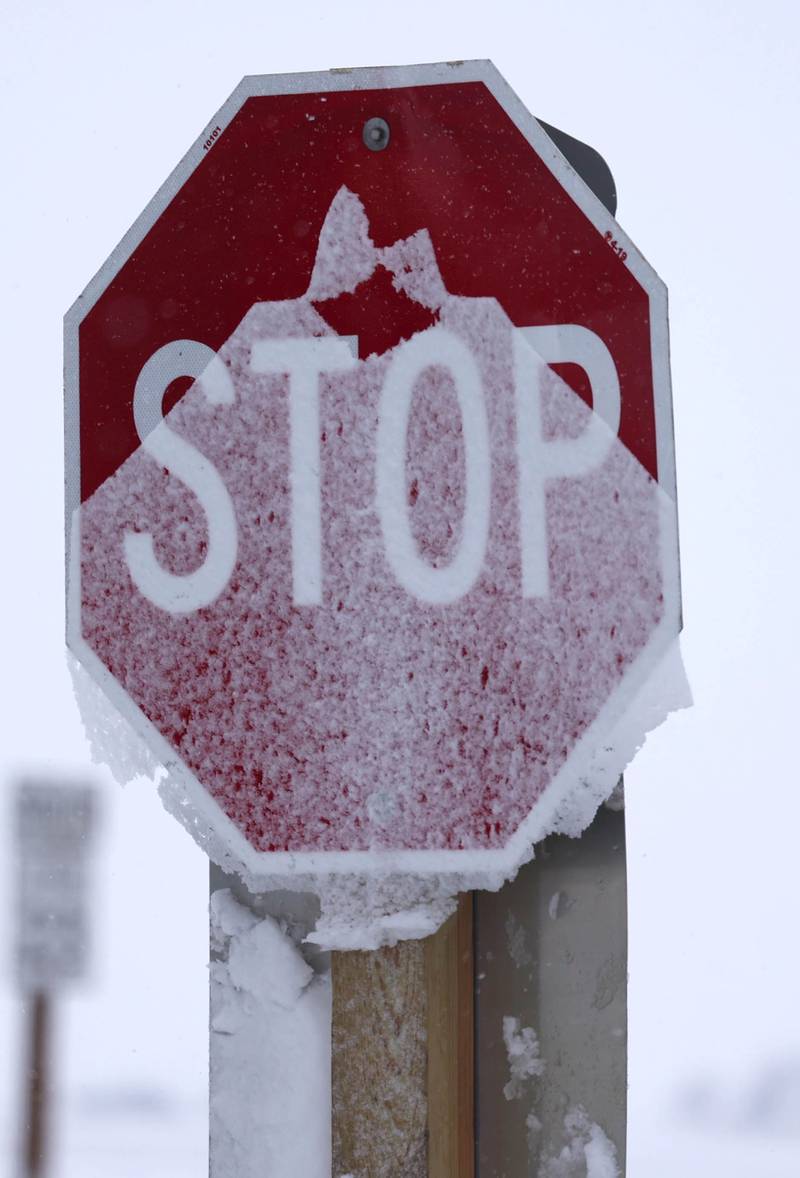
124;340;237;614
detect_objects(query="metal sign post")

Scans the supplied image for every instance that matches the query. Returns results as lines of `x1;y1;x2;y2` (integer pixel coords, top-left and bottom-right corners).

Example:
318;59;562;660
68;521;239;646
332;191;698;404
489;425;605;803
476;799;628;1175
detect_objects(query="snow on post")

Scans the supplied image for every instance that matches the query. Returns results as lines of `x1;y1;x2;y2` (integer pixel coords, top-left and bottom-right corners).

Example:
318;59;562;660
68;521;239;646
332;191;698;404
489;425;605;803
209;890;331;1178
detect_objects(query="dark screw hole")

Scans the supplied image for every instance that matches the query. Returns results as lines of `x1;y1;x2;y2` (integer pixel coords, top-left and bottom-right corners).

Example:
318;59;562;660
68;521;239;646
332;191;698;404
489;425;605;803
363;117;390;152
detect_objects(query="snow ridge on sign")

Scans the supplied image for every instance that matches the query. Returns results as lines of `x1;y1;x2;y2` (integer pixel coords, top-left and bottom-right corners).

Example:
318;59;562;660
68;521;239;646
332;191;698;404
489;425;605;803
73;187;687;947
307;187;378;301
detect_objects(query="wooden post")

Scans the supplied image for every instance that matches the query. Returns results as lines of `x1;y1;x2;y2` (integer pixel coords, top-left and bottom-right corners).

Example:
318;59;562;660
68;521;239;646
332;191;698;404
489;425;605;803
332;894;474;1178
23;991;49;1178
425;894;474;1178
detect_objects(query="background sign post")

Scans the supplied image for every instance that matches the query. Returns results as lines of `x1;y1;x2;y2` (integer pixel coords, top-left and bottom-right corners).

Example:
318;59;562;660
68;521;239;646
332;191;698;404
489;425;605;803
13;781;96;1178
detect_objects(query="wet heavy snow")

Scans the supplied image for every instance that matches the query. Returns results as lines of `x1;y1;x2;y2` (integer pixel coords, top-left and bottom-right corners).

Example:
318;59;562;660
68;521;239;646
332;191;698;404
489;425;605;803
539;1107;620;1178
209;889;331;1178
71;186;688;948
503;1015;545;1100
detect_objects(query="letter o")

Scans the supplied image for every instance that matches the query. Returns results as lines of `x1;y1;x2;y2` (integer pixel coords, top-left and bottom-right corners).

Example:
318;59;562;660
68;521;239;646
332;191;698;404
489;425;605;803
375;327;491;604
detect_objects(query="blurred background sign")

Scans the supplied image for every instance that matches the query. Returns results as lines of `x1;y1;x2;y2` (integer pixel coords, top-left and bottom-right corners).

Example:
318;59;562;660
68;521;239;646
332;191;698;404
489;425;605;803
14;782;96;992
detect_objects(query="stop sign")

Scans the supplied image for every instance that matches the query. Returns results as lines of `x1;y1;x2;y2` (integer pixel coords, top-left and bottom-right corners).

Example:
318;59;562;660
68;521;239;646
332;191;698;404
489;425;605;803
65;62;680;893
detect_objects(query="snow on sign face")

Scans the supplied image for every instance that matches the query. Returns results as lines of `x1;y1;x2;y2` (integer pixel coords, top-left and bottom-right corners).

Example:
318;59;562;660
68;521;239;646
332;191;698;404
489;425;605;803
66;63;683;903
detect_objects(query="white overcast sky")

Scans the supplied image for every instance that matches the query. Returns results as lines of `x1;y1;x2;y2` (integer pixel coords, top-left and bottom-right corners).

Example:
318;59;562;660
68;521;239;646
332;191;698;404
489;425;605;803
1;0;799;1172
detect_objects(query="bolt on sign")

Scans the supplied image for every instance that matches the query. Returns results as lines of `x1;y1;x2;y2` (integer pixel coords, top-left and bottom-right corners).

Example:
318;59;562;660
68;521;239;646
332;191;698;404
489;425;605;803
65;62;683;942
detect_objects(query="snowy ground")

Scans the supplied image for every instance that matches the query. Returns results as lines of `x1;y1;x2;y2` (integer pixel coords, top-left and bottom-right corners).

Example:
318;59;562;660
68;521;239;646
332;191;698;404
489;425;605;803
629;1123;800;1178
1;1096;207;1178
3;1102;800;1178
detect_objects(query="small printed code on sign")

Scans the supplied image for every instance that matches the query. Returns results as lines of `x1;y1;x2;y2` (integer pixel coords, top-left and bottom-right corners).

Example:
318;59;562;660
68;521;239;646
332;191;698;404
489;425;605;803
604;230;627;262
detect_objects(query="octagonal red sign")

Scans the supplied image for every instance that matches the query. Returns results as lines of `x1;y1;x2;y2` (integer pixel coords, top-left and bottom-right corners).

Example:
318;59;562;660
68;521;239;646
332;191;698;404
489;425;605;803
65;62;681;886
